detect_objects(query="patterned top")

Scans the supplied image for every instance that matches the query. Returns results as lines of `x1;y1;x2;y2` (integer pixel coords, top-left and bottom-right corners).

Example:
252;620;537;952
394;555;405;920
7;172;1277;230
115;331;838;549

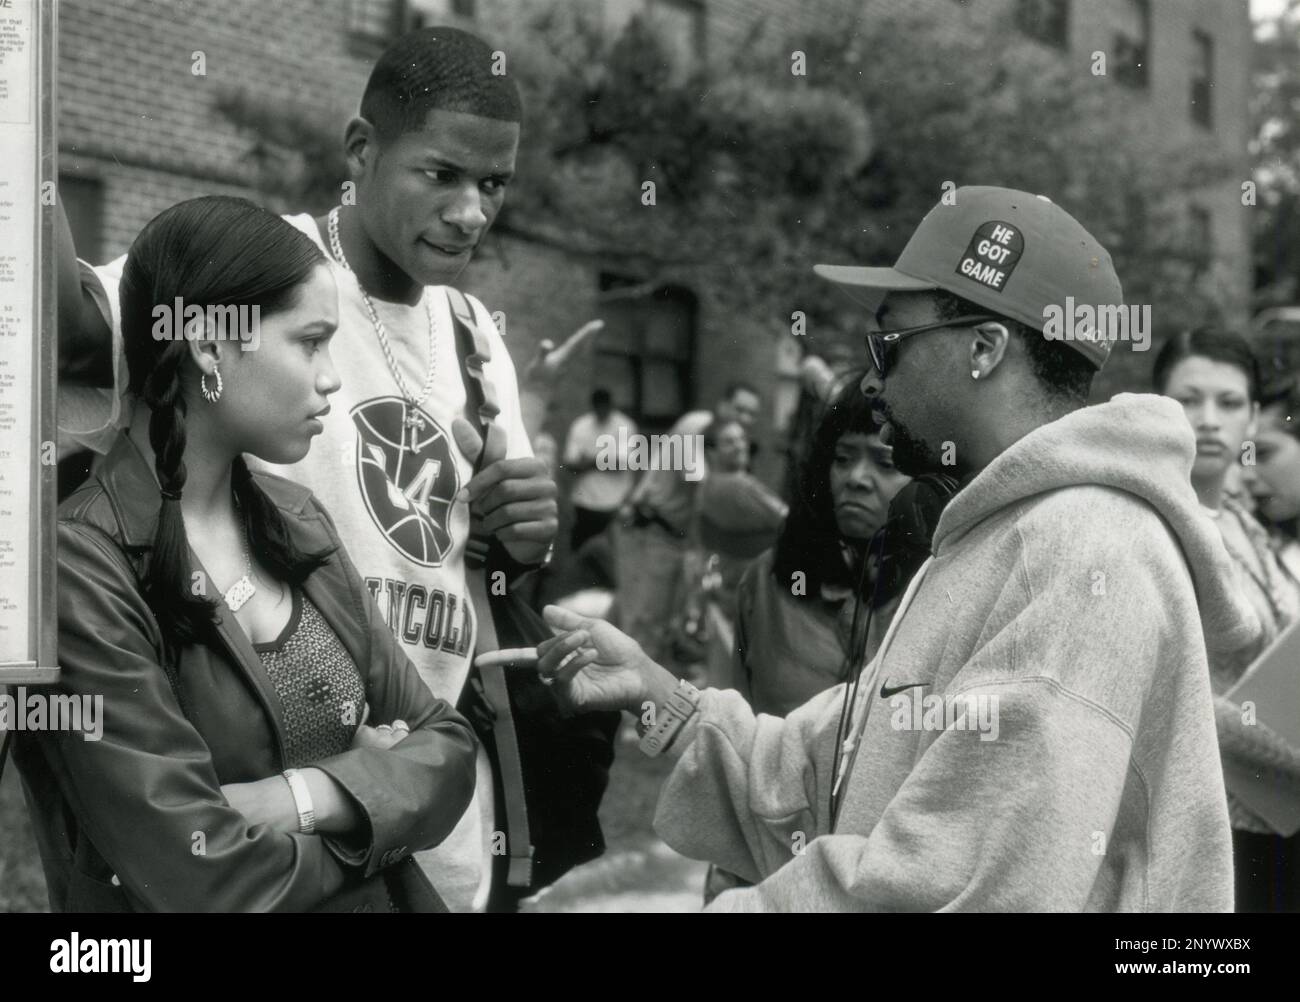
255;590;367;769
1211;499;1300;833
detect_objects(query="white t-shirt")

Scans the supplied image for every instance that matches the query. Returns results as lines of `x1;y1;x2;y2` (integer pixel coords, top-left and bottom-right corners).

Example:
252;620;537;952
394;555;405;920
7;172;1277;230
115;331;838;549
59;213;533;912
563;410;637;512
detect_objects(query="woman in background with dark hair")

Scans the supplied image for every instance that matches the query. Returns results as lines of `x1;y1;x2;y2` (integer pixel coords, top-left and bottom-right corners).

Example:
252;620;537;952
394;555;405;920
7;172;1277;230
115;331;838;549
17;196;475;912
700;376;928;903
1154;326;1300;912
1246;378;1300;581
728;376;913;716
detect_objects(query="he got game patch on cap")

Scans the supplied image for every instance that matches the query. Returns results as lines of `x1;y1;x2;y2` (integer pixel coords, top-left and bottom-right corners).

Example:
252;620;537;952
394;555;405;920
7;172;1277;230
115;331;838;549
955;221;1023;293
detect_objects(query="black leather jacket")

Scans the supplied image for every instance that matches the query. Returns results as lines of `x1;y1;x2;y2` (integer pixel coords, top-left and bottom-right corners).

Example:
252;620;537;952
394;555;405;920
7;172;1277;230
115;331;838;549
15;431;477;911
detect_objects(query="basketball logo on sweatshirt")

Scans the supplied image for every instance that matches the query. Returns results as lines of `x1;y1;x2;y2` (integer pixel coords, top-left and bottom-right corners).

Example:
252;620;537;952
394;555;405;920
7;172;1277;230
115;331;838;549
955;221;1023;292
351;397;461;567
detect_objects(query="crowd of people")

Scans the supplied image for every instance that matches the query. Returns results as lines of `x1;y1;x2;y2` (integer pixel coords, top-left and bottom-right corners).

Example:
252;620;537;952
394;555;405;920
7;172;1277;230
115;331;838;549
16;24;1299;913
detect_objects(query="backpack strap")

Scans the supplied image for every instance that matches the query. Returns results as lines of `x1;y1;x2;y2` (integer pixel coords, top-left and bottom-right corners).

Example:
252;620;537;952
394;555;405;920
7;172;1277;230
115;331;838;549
444;287;534;888
446;290;508;474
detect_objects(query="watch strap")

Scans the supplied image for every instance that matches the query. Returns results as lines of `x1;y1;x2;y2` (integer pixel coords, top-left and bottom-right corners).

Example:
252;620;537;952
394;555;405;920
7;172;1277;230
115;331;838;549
639;680;701;758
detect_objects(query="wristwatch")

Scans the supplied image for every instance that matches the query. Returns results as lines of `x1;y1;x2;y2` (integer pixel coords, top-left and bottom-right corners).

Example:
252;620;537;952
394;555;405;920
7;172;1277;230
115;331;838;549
638;680;702;758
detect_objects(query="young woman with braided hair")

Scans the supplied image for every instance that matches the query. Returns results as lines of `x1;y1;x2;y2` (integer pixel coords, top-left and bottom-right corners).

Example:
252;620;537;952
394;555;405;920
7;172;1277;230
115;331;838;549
16;196;476;912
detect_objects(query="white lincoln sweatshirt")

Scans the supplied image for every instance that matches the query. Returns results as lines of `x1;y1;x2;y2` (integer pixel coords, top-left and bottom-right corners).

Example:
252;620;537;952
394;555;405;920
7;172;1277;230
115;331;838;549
656;394;1257;912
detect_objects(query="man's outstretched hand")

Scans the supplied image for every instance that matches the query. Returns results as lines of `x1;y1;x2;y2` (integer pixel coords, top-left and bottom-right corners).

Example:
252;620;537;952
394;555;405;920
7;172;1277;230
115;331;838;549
453;417;557;566
475;606;679;718
521;320;604;393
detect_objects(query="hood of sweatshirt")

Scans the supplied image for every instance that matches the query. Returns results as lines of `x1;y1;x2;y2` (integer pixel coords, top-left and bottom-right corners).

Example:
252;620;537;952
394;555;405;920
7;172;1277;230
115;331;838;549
933;392;1259;656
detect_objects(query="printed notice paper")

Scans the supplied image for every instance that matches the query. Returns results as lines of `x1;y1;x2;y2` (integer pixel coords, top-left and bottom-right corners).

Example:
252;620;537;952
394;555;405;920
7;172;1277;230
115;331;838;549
0;0;35;665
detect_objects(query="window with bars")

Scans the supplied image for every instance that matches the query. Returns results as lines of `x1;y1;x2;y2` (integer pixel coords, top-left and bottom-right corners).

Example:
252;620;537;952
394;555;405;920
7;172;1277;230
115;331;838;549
1190;30;1214;128
594;274;697;433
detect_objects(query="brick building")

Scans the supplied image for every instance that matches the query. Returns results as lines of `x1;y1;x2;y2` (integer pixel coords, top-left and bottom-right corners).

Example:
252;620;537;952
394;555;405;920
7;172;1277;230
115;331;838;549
58;0;1253;493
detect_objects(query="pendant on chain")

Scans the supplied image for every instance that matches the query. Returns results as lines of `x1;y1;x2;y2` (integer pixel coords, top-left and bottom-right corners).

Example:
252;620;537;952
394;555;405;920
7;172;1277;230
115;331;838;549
224;575;256;612
403;404;426;454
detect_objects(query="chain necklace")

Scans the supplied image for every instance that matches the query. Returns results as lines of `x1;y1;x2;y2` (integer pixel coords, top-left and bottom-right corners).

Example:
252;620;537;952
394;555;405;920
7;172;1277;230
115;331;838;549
327;205;438;454
223;496;257;612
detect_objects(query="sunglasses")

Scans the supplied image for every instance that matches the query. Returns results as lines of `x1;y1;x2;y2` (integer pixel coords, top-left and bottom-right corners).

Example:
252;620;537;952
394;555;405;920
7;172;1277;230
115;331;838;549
865;314;1000;378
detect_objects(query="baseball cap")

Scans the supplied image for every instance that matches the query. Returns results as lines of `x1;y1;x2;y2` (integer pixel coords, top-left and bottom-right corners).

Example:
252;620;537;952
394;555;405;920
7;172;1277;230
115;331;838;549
814;186;1124;369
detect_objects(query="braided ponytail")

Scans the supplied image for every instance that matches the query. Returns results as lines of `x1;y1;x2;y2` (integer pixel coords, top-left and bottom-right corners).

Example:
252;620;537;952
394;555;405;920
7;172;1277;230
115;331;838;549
139;345;218;642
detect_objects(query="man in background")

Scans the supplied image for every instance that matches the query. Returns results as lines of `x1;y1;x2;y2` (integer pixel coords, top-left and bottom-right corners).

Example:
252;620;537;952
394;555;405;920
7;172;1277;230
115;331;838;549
564;388;638;551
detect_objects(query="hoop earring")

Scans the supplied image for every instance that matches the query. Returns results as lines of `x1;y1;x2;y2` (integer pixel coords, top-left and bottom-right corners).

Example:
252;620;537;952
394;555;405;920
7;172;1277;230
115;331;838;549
201;366;223;403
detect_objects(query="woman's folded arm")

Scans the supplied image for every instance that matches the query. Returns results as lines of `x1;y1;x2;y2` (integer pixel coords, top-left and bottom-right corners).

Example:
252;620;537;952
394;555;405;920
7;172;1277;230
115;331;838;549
47;521;357;911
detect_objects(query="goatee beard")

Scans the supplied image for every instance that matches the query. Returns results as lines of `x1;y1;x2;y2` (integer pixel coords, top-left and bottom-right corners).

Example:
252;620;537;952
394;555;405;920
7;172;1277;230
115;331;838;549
888;416;945;478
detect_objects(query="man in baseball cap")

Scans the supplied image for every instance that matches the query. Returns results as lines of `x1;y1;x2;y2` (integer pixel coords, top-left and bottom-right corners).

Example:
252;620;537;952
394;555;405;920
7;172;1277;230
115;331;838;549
815;185;1121;475
499;185;1259;911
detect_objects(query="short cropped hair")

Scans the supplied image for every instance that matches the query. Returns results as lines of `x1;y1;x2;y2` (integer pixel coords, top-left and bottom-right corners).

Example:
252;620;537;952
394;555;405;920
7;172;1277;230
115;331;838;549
360;26;522;141
931;289;1094;405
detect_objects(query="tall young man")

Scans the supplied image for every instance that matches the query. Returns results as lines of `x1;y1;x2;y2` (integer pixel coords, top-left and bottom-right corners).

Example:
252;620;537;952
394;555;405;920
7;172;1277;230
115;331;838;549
507;187;1258;910
56;28;594;912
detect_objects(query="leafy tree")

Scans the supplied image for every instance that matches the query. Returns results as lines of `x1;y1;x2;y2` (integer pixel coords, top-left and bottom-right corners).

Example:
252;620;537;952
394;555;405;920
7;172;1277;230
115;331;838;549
757;2;1233;397
212;87;349;217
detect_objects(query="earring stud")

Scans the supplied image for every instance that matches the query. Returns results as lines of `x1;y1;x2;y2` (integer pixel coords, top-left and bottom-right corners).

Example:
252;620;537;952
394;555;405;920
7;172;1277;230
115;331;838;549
971;369;980;380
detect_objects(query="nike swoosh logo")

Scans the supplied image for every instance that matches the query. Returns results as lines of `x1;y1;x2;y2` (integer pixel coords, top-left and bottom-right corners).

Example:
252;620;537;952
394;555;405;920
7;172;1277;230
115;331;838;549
879;680;929;699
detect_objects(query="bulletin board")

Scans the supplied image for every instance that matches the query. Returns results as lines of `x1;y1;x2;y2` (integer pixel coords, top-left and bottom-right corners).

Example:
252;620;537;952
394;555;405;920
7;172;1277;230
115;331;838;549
0;0;57;685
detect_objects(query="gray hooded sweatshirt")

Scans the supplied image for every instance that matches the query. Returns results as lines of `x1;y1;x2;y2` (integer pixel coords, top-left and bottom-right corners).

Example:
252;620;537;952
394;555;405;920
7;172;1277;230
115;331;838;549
655;394;1258;911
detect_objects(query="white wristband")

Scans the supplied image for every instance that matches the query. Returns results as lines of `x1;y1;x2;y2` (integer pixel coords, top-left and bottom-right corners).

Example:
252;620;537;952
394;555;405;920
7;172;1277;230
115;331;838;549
282;768;316;834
